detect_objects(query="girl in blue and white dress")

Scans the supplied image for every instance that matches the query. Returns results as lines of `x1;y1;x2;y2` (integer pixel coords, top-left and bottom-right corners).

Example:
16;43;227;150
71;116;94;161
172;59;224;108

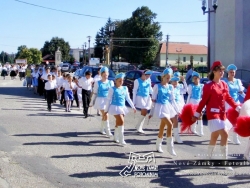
149;68;180;155
170;76;187;143
186;71;204;136
224;64;245;144
173;71;188;105
31;68;39;94
90;67;114;137
62;75;76;112
104;73;136;145
133;70;153;133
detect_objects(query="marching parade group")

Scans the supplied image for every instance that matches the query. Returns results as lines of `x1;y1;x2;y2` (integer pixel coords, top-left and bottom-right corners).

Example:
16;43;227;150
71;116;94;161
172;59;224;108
5;60;250;171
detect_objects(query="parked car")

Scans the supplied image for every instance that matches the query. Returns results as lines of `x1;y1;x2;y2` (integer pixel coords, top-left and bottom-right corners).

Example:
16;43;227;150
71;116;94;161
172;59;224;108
119;65;137;72
194;66;208;73
123;70;161;98
74;66;116;81
69;65;80;73
61;63;70;72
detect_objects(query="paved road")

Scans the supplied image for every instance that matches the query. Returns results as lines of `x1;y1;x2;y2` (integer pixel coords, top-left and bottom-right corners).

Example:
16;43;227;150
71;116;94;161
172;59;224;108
0;77;250;188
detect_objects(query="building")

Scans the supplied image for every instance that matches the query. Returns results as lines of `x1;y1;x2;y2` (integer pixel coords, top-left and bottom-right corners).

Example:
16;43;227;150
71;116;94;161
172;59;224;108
42;54;55;65
210;0;250;70
159;42;207;67
69;48;94;62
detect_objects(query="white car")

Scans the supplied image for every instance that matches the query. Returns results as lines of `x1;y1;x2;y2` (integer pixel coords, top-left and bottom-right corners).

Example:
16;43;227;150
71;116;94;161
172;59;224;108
61;64;70;72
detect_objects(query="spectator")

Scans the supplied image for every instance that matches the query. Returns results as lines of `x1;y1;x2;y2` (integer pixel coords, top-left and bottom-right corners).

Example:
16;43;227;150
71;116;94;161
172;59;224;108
185;65;194;85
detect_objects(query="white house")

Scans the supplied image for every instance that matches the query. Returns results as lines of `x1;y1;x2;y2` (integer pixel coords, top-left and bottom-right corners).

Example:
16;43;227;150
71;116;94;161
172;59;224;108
159;42;207;67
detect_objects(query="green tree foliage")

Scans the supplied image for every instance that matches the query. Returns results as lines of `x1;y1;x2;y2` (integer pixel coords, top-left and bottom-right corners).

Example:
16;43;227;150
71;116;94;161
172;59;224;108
17;48;42;64
41;37;70;61
114;6;162;65
15;45;27;60
0;51;12;63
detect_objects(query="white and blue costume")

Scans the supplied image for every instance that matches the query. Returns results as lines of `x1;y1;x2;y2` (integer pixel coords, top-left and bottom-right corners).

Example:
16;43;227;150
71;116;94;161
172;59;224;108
105;73;135;116
171;76;187;111
91;79;114;110
133;76;153;110
150;83;180;119
31;70;38;87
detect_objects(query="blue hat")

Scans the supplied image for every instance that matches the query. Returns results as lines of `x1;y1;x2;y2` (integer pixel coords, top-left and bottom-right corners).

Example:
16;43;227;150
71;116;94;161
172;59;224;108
115;73;125;80
100;66;109;73
192;71;200;78
161;68;173;76
170;76;180;82
144;70;153;75
227;64;237;71
173;72;181;77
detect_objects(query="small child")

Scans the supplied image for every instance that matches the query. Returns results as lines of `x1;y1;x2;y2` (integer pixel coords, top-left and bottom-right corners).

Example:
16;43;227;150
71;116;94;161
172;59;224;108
63;75;76;112
52;74;57;103
44;74;56;111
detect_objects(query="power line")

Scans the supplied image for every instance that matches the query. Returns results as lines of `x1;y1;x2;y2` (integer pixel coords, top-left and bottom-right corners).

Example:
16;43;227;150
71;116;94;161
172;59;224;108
113;45;153;48
14;0;207;24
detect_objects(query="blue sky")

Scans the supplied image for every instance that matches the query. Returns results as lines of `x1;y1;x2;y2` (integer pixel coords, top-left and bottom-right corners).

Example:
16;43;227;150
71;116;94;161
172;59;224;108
1;0;208;54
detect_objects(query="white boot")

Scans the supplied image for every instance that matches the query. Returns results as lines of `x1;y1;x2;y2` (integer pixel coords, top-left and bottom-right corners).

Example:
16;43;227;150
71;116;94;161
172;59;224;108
104;121;113;137
207;145;215;159
156;137;163;153
220;145;233;171
232;132;241;145
136;116;146;133
118;126;126;145
79;101;82;110
100;121;106;135
191;122;198;135
173;128;183;143
167;137;177;156
244;139;250;161
113;127;119;143
197;120;204;136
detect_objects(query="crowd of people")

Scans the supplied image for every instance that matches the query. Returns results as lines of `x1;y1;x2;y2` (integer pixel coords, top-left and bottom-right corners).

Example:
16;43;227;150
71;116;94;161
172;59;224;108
3;61;250;170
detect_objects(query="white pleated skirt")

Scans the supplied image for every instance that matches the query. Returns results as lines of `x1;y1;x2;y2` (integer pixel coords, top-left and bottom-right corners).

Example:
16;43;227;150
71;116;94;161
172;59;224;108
94;97;108;110
135;96;152;110
153;103;177;119
108;105;129;116
188;98;201;105
207;119;233;132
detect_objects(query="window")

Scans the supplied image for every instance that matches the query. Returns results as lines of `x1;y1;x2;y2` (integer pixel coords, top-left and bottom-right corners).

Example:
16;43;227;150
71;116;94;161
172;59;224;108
126;71;135;80
200;57;203;62
183;57;186;62
134;72;141;79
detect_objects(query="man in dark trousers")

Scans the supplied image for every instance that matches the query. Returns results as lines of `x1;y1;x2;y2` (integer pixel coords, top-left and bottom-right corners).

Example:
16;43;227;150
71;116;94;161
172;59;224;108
78;71;94;118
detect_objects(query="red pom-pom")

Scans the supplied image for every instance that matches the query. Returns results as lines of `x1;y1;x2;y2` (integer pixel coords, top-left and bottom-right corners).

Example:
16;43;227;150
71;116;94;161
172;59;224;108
234;116;250;137
227;108;239;126
179;104;198;133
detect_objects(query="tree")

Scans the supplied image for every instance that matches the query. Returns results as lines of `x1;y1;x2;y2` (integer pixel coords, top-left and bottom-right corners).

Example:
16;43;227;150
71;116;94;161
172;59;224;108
41;37;70;61
114;6;162;65
17;48;42;64
16;45;27;59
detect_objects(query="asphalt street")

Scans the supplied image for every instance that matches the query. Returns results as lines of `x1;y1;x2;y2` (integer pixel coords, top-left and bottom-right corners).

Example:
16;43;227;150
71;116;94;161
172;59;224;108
0;77;250;188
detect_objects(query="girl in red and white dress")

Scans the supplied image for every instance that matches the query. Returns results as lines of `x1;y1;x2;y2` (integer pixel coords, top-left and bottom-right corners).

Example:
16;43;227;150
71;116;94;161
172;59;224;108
192;61;241;164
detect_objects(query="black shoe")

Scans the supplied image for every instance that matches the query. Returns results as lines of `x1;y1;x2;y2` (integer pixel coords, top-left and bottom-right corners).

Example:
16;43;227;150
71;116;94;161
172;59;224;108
84;114;88;118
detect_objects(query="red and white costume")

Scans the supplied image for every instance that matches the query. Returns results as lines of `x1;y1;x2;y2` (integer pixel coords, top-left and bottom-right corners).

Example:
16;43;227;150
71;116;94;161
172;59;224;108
194;80;241;132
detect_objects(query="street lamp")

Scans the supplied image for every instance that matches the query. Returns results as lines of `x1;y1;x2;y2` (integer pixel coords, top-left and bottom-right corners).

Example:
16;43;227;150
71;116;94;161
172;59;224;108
176;48;182;69
84;42;87;65
109;23;115;70
202;0;218;72
87;36;91;65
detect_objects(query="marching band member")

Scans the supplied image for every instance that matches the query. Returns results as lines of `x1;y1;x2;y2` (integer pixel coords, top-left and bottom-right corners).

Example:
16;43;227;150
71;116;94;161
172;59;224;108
93;68;102;116
173;71;188;104
90;67;114;137
44;74;56;111
62;75;76;112
224;64;245;144
192;61;241;169
104;73;136;145
149;68;181;155
170;75;187;142
186;71;204;136
133;70;153;133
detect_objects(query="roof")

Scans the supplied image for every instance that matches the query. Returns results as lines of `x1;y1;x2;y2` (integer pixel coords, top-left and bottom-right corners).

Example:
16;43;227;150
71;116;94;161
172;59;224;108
42;54;55;62
160;42;207;55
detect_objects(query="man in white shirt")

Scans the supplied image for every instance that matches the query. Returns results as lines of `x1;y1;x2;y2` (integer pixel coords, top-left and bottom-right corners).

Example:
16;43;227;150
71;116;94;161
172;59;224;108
78;71;94;118
41;67;50;100
44;74;56;111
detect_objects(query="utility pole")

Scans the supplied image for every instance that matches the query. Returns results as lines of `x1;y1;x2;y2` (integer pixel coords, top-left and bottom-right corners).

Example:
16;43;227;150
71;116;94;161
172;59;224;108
166;35;169;67
87;36;91;65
